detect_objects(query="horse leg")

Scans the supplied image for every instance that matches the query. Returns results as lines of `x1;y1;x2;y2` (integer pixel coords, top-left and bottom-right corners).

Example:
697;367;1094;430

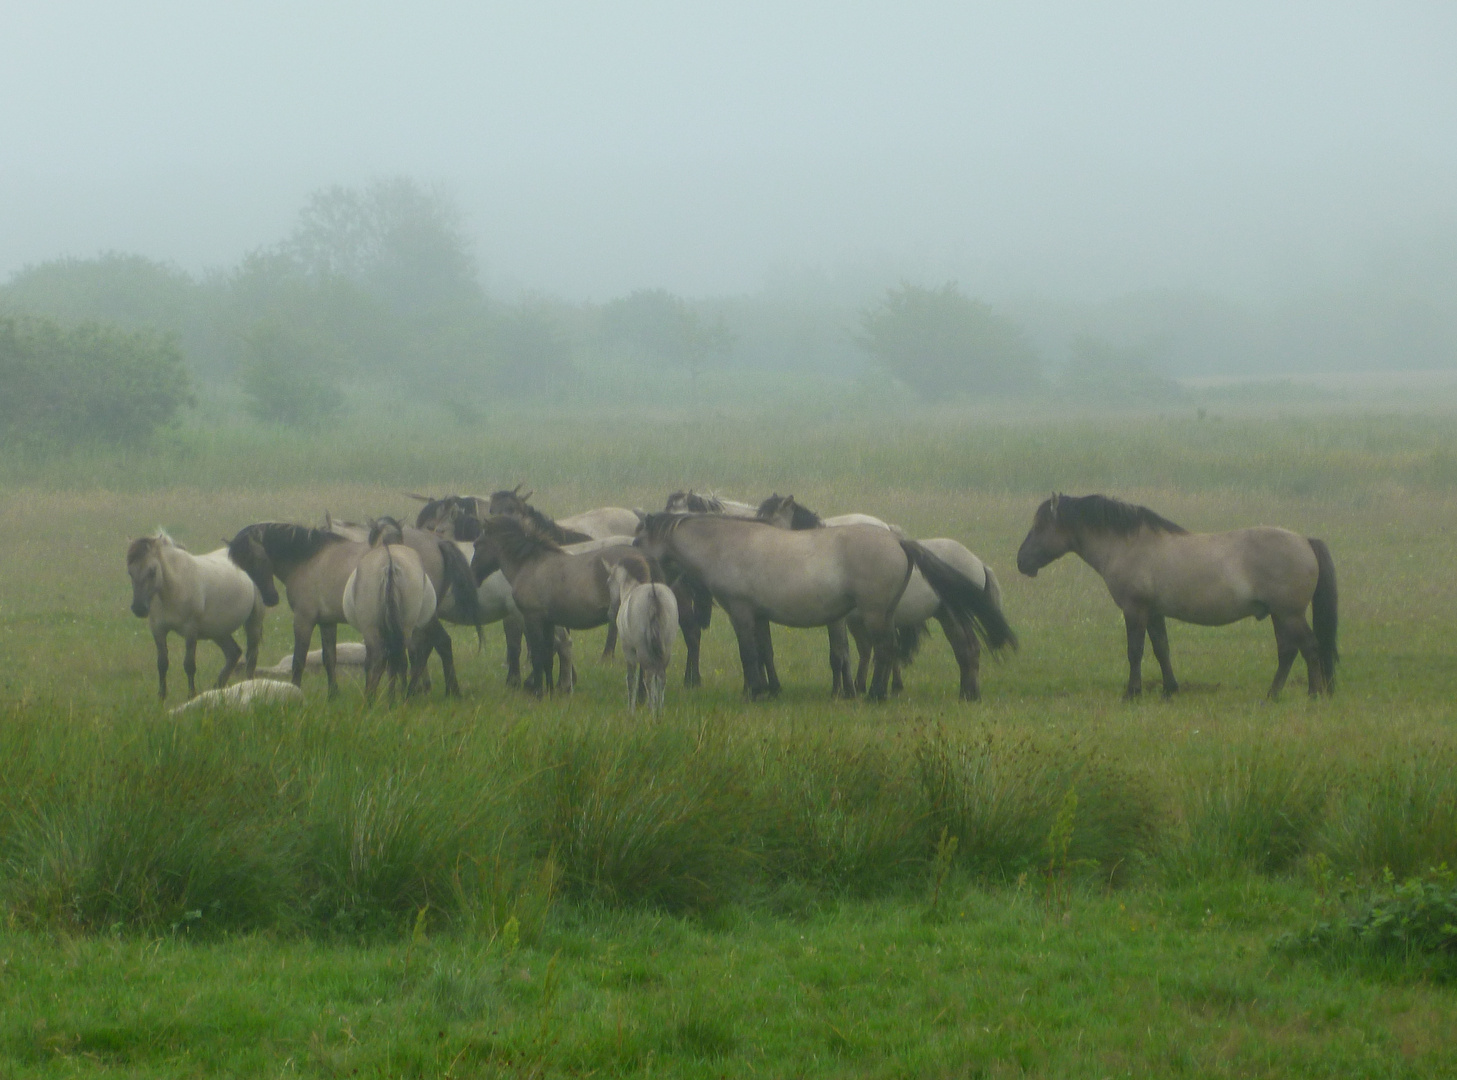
936;609;980;702
503;614;524;687
891;659;904;696
867;633;897;702
243;607;263;678
625;663;637;707
215;633;243;689
755;616;781;697
828;619;853;698
320;622;340;699
554;627;575;693
432;621;461;697
672;579;702;688
850;621;873;697
183;634;199;698
153;629;170;700
602;621;618;661
724;603;766;699
363;640;384;703
1122;609;1147;700
1147;613;1179;697
405;627;432;698
290;619;314;689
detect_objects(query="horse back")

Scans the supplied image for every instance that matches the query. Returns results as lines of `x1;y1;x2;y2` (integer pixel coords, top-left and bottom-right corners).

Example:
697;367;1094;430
283;539;367;624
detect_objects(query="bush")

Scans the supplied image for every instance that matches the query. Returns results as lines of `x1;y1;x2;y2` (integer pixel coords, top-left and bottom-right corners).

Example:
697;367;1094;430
0;314;191;444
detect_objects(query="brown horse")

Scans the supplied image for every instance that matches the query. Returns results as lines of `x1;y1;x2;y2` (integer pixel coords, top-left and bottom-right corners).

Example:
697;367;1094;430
1016;493;1337;699
472;515;653;695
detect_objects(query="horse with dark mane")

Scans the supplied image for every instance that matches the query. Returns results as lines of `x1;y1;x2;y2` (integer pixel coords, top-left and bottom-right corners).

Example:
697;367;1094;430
489;485;641;542
1016;493;1337;698
756;494;1005;701
472;515;653;695
636;511;1016;701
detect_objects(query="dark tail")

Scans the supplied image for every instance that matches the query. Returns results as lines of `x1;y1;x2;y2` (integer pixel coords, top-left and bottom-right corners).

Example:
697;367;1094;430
896;622;930;666
901;540;1017;651
437;539;482;626
380;549;408;680
1308;537;1338;690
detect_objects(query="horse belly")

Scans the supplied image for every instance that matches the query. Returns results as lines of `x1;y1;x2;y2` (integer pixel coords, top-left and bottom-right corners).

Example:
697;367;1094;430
753;573;855;628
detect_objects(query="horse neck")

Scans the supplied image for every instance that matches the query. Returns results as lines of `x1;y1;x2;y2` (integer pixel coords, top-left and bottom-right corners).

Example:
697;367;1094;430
1072;527;1145;578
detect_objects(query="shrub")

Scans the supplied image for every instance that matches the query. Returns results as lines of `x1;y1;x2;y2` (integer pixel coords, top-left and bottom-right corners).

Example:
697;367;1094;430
0;314;191;444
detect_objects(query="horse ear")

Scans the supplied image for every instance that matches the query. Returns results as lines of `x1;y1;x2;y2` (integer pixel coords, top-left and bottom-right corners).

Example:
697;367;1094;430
405;492;430;502
522;489;533;502
512;483;524;496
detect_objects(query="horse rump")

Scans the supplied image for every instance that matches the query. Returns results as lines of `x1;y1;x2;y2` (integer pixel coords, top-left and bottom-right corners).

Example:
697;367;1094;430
901;540;1017;651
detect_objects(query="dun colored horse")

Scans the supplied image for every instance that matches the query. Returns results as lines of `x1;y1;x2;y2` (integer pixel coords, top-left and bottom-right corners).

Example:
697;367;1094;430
472;515;653;695
1016;493;1337;698
343;541;438;701
127;531;265;700
757;494;1004;700
636;513;1016;700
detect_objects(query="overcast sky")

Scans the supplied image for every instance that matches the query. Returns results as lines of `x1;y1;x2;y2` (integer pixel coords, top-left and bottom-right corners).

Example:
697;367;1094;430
2;2;1454;301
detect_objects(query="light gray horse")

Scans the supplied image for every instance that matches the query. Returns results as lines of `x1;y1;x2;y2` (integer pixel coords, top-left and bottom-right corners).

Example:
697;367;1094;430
635;513;1016;700
1016;493;1337;699
127;531;265;700
609;563;678;712
343;542;438;702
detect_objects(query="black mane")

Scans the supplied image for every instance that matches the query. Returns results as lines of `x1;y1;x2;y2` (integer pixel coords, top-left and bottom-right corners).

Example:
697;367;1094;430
479;514;564;563
369;516;405;546
1055;494;1187;536
488;490;591;544
757;493;822;530
229;522;347;564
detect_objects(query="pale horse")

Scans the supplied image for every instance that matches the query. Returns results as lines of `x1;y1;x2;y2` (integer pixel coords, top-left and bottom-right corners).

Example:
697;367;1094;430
608;562;679;711
126;531;265;700
343;542;438;702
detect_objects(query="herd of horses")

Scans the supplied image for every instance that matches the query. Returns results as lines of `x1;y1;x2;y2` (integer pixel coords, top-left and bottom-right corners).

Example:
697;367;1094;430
124;488;1338;710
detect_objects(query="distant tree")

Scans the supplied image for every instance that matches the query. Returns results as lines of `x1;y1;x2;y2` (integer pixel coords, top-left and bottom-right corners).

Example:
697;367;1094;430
1062;335;1186;402
236;318;346;427
0;314;191;443
857;283;1041;398
488;304;575;398
281;178;480;313
598;289;735;378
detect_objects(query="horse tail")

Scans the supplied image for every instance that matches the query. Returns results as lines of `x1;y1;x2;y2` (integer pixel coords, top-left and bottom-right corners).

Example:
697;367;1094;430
438;539;483;627
646;586;670;668
901;540;1018;652
896;622;930;666
380;548;409;679
1308;537;1338;690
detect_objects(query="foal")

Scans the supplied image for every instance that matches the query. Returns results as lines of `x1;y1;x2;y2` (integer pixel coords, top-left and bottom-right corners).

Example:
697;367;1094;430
608;562;678;712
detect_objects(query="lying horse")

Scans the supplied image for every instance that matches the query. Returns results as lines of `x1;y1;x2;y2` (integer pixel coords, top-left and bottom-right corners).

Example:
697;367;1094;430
1016;493;1337;699
127;531;265;700
257;642;367;678
757;494;1003;701
343;541;438;701
168;678;303;716
636;513;1016;700
472;515;653;695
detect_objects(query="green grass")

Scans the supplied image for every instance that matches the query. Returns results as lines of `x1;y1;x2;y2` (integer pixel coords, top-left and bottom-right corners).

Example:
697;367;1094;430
2;403;1457;1074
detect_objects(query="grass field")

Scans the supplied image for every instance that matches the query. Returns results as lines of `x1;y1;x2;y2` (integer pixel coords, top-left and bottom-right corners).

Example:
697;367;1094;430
2;404;1456;1076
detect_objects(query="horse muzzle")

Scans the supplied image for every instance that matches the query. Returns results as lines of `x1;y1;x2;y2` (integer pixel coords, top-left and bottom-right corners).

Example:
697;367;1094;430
130;600;150;618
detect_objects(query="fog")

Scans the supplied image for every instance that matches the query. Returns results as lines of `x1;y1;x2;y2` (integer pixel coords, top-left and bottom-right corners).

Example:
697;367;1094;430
3;2;1452;297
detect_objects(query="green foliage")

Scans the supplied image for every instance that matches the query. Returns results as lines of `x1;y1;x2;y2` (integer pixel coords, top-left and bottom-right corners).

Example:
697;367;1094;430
0;313;191;444
236;320;346;427
857;282;1041;398
598;289;735;376
1062;334;1187;402
1277;866;1457;975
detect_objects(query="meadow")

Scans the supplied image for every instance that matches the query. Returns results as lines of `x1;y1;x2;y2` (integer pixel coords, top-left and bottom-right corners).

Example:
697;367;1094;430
1;401;1456;1077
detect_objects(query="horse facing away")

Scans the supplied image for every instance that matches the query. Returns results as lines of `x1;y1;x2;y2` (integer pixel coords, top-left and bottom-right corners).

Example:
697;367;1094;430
757;494;1004;701
343;542;438;701
472;515;653;695
1016;493;1337;699
636;513;1016;701
609;563;678;712
127;531;265;700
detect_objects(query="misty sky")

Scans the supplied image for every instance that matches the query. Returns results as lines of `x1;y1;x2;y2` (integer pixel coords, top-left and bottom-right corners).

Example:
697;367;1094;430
2;2;1454;301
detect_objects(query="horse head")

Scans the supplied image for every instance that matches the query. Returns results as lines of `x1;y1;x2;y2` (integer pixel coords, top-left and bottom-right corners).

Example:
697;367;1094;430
1016;494;1074;577
227;525;281;606
125;534;164;617
368;516;406;547
488;486;532;516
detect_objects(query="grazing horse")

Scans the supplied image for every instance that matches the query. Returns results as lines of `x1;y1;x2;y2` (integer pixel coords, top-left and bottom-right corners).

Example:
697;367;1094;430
608;563;678;712
635;513;1016;701
1016;493;1338;699
228;523;367;696
757;494;1004;701
472;515;653;695
126;531;265;700
343;542;438;701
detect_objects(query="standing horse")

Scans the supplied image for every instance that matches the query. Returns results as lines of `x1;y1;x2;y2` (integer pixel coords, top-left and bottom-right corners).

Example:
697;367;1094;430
487;486;641;542
664;490;760;518
609;563;678;712
635;513;1016;701
757;494;1004;701
227;523;367;697
126;531;265;700
1016;493;1337;699
343;541;438;702
472;515;653;695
